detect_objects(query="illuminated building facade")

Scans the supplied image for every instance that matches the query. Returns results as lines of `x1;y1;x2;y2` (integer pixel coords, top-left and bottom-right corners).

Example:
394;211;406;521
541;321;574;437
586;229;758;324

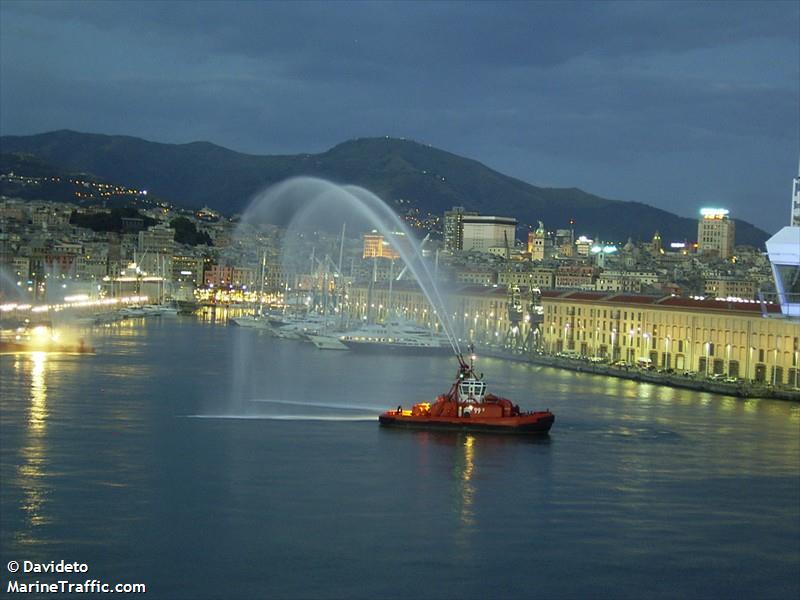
697;208;735;258
462;215;517;253
527;223;553;262
343;283;800;387
541;291;798;385
443;206;477;253
362;231;405;260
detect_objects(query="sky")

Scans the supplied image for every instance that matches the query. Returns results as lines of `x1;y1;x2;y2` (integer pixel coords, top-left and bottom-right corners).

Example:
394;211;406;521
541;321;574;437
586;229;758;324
1;0;798;233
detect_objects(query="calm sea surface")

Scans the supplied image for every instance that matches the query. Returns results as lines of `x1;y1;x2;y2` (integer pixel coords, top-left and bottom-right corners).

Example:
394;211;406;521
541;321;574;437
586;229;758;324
1;317;799;599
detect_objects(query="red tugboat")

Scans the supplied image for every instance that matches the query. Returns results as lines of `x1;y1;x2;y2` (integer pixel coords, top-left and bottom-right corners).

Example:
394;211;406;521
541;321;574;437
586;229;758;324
379;348;554;435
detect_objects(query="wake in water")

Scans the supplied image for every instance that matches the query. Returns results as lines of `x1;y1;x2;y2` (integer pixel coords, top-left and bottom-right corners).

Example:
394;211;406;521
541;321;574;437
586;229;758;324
185;397;385;421
185;414;376;421
249;398;386;413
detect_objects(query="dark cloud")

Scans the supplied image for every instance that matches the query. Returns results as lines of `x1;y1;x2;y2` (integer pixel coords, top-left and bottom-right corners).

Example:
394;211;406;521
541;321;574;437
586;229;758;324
1;0;797;232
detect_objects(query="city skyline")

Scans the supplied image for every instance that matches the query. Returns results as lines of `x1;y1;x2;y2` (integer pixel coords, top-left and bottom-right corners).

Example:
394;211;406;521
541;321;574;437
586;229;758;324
0;1;797;234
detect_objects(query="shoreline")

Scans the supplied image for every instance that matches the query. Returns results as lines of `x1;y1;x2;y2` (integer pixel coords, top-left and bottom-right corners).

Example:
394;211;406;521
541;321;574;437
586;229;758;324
479;348;800;402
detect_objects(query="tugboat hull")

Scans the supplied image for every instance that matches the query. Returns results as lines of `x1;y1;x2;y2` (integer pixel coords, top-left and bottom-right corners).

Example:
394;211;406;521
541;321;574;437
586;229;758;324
379;412;554;435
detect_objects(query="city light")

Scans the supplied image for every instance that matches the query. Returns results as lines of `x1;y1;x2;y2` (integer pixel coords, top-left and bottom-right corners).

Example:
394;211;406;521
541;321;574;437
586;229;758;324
700;208;729;219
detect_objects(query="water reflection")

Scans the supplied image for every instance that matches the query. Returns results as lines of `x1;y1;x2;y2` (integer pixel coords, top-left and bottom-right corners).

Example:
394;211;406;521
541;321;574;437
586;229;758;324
19;351;51;533
456;435;476;528
29;352;47;431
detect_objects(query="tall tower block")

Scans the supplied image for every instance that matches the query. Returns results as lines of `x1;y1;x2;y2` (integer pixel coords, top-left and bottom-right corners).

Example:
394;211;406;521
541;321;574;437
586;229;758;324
697;208;735;259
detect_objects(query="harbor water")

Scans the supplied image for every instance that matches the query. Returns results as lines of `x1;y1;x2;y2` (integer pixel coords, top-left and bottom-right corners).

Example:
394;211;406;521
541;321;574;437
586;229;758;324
1;317;798;599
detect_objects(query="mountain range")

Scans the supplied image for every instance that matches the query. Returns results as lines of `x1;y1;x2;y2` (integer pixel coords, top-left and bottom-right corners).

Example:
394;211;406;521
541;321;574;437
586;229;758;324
0;130;768;247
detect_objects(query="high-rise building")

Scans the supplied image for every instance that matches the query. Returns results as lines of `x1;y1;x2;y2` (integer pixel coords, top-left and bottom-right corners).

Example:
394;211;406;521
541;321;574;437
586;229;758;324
443;206;477;253
462;215;517;253
697;208;735;259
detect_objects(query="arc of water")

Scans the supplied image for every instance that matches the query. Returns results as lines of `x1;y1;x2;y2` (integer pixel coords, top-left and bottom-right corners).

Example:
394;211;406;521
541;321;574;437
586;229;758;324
344;185;461;356
237;177;462;357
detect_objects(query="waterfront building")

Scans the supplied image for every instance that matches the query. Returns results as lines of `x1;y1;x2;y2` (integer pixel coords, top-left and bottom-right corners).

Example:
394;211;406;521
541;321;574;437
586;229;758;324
204;264;235;287
343;283;799;387
203;264;258;289
542;291;798;385
172;255;206;287
697;208;735;259
462;215;517;253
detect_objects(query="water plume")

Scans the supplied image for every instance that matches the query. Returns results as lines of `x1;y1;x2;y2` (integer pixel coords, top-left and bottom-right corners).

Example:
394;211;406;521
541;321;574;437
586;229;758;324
249;398;385;413
217;177;464;414
237;177;460;355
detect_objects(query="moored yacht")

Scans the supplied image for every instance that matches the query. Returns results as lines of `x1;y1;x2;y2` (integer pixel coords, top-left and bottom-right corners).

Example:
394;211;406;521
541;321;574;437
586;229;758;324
337;319;451;354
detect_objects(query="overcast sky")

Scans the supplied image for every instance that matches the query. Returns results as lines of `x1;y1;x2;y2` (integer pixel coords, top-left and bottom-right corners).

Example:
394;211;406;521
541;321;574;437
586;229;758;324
1;1;797;233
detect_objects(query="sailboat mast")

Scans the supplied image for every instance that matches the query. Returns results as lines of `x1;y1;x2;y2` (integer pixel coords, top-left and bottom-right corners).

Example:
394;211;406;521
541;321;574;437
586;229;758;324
387;259;394;322
337;222;346;276
258;251;266;316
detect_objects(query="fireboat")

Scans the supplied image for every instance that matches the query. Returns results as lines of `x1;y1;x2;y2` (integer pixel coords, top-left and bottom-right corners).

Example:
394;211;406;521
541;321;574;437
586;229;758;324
379;347;554;435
